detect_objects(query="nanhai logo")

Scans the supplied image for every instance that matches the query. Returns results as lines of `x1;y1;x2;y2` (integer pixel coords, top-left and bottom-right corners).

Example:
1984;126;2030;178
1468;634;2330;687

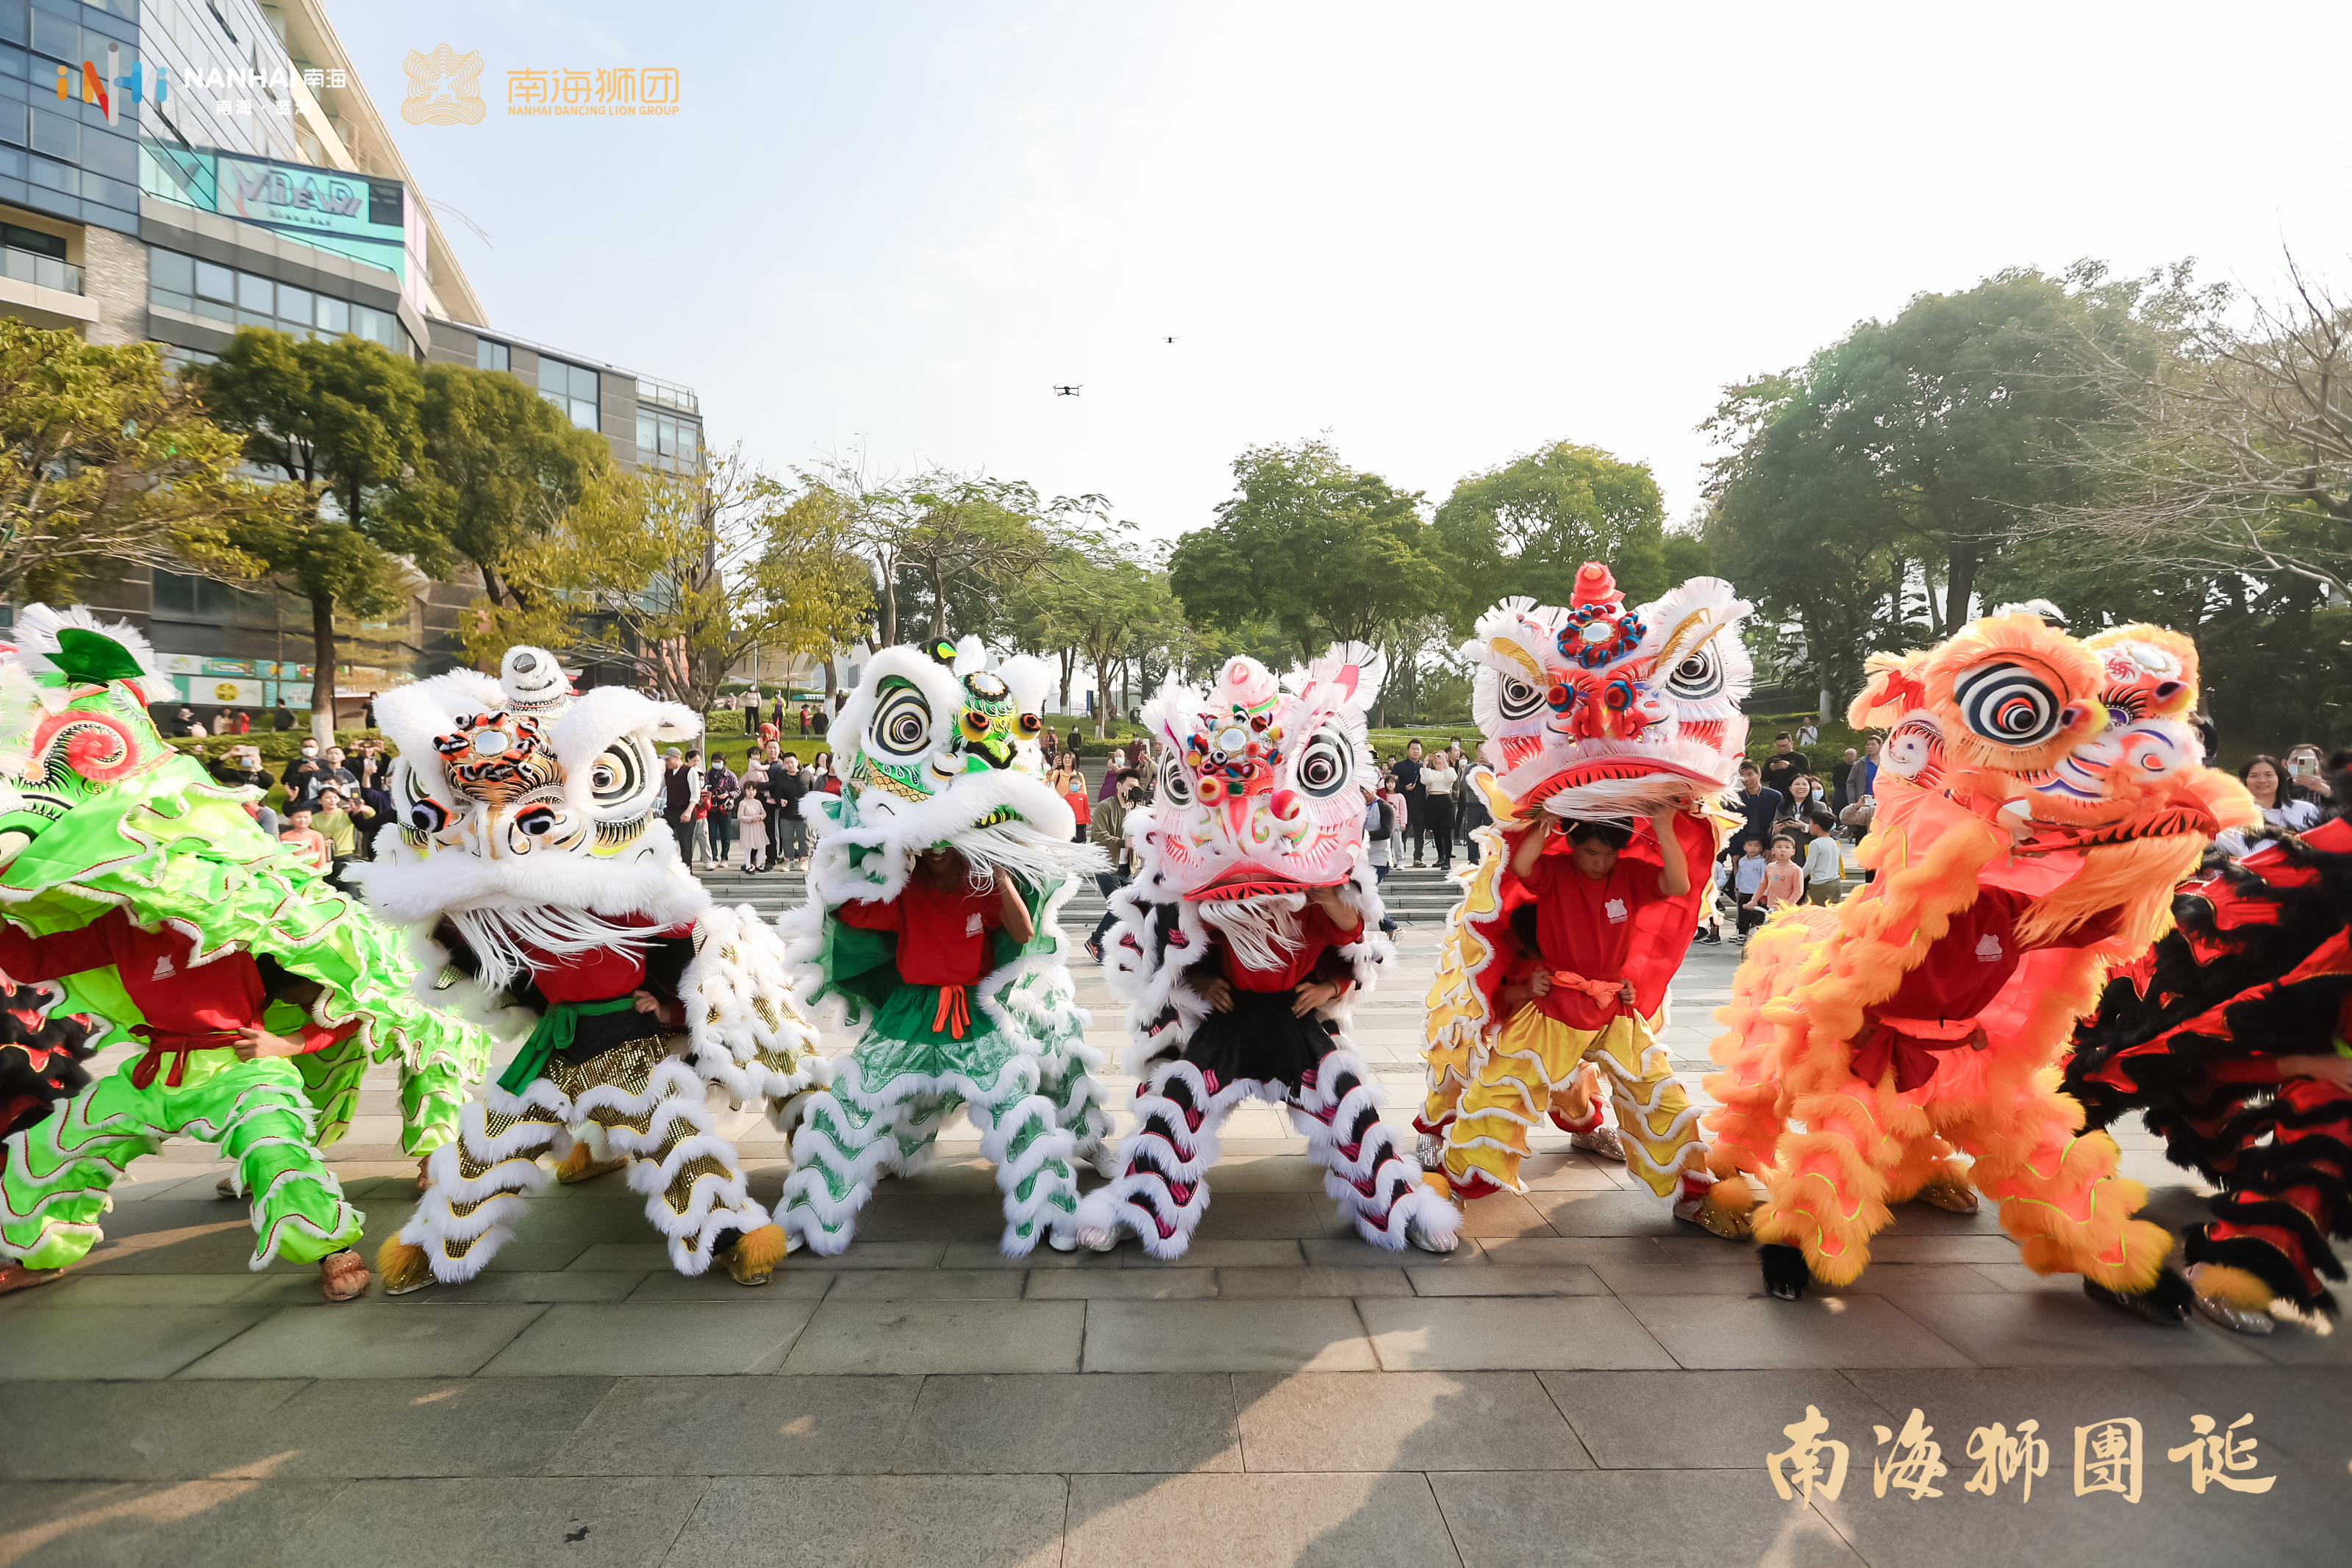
401;44;486;126
54;41;161;127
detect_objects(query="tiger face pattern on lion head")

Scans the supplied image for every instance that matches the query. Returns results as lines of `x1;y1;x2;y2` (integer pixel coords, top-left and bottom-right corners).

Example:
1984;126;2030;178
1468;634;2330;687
355;648;708;985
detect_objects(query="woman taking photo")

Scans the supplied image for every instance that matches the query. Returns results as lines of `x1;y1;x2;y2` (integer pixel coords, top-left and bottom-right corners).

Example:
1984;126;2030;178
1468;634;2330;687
2216;753;2323;856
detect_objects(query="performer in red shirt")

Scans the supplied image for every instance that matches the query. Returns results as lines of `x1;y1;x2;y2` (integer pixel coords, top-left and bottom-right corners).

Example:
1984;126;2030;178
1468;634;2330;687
782;845;1093;1256
1438;803;1749;1237
1177;884;1362;1088
0;910;370;1300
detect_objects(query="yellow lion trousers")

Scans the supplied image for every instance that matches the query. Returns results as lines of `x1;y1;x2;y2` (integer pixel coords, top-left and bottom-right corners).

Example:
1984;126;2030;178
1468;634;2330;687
1437;1003;1702;1196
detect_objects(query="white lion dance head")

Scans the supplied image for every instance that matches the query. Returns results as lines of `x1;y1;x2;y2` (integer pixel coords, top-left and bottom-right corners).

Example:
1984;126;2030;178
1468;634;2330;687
359;647;708;988
1137;643;1385;902
1462;562;1754;821
817;634;1084;898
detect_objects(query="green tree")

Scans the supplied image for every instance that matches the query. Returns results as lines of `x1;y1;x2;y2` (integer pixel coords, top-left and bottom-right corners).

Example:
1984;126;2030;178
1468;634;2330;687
418;362;612;612
1701;267;2129;704
1170;440;1447;663
471;454;873;714
0;318;277;602
1004;541;1091;712
1431;441;1676;620
893;473;1076;642
201;329;445;737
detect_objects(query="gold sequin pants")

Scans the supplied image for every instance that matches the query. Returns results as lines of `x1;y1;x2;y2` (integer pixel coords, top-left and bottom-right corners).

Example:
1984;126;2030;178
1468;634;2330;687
396;1035;775;1281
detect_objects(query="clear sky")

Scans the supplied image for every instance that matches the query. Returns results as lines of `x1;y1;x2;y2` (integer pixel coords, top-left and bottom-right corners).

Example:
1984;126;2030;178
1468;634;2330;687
339;1;2352;543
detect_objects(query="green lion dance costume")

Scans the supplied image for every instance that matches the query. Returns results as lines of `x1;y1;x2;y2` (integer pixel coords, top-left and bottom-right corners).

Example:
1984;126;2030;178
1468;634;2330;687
0;606;492;1300
779;637;1110;1256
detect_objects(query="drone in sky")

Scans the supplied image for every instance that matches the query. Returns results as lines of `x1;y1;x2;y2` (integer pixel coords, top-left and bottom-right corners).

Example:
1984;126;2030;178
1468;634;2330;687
1052;384;1082;396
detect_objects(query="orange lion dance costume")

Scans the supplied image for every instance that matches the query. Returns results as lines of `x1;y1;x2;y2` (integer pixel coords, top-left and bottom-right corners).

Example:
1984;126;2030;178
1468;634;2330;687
1704;612;2256;1320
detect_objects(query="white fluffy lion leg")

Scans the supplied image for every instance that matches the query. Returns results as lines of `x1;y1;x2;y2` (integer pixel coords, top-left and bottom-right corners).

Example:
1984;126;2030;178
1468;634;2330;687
394;1083;568;1284
779;1059;919;1256
1073;1061;1254;1260
593;1059;773;1276
964;1053;1081;1256
1292;1045;1461;1253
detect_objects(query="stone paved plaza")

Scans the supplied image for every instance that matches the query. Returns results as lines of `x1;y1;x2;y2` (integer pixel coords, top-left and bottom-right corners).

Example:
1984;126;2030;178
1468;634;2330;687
1;923;2346;1567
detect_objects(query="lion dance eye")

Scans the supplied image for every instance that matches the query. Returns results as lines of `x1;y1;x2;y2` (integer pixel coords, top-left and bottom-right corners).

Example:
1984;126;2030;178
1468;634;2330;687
1157;754;1195;806
875;687;933;760
1666;645;1723;701
1953;661;2063;746
409;798;451;831
1295;730;1353;798
1496;676;1545;723
589;745;646;807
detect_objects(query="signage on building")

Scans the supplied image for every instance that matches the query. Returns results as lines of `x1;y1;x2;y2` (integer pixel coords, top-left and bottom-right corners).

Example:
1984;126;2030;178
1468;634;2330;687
216;154;408;265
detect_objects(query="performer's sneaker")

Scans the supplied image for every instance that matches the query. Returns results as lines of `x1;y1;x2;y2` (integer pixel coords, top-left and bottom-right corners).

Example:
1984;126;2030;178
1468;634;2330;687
2192;1292;2276;1335
0;1262;65;1297
376;1239;437;1296
1447;1168;1504;1203
1569;1125;1629;1163
2083;1271;2192;1325
1415;1131;1445;1171
718;1224;790;1286
1673;1175;1754;1239
1053;1225;1120;1253
554;1145;627;1186
318;1249;371;1303
2187;1263;2277;1335
1405;1214;1458;1254
215;1174;239;1200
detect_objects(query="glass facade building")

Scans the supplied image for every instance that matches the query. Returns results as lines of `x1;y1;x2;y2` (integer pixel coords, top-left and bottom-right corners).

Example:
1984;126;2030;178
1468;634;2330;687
0;0;705;714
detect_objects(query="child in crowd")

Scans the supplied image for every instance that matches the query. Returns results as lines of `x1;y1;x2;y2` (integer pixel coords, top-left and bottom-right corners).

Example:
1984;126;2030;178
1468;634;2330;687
1801;817;1844;905
1758;834;1804;914
279;803;329;873
1731;834;1768;940
735;765;771;873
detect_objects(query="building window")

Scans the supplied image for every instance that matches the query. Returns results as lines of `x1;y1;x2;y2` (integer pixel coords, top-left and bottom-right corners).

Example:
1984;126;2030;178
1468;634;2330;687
146;248;410;356
538;358;599;432
1;224;65;261
635;409;701;473
151;569;248;622
476;337;510;373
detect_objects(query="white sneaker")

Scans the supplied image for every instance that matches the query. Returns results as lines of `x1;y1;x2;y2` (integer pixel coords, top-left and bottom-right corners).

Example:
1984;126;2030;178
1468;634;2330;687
1406;1214;1458;1253
1415;1132;1444;1170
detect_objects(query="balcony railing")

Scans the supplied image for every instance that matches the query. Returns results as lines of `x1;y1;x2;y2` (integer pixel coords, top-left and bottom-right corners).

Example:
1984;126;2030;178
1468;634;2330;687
1;247;82;295
637;376;698;413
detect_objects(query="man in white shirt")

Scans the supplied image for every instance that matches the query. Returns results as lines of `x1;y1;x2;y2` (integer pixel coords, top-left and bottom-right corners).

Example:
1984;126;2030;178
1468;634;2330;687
1801;817;1844;905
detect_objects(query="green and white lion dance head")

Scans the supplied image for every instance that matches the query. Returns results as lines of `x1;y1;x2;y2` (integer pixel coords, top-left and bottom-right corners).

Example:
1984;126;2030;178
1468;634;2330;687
816;634;1088;899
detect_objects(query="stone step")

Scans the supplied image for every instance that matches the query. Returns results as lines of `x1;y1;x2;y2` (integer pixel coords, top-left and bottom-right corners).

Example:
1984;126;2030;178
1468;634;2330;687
693;871;1473;923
